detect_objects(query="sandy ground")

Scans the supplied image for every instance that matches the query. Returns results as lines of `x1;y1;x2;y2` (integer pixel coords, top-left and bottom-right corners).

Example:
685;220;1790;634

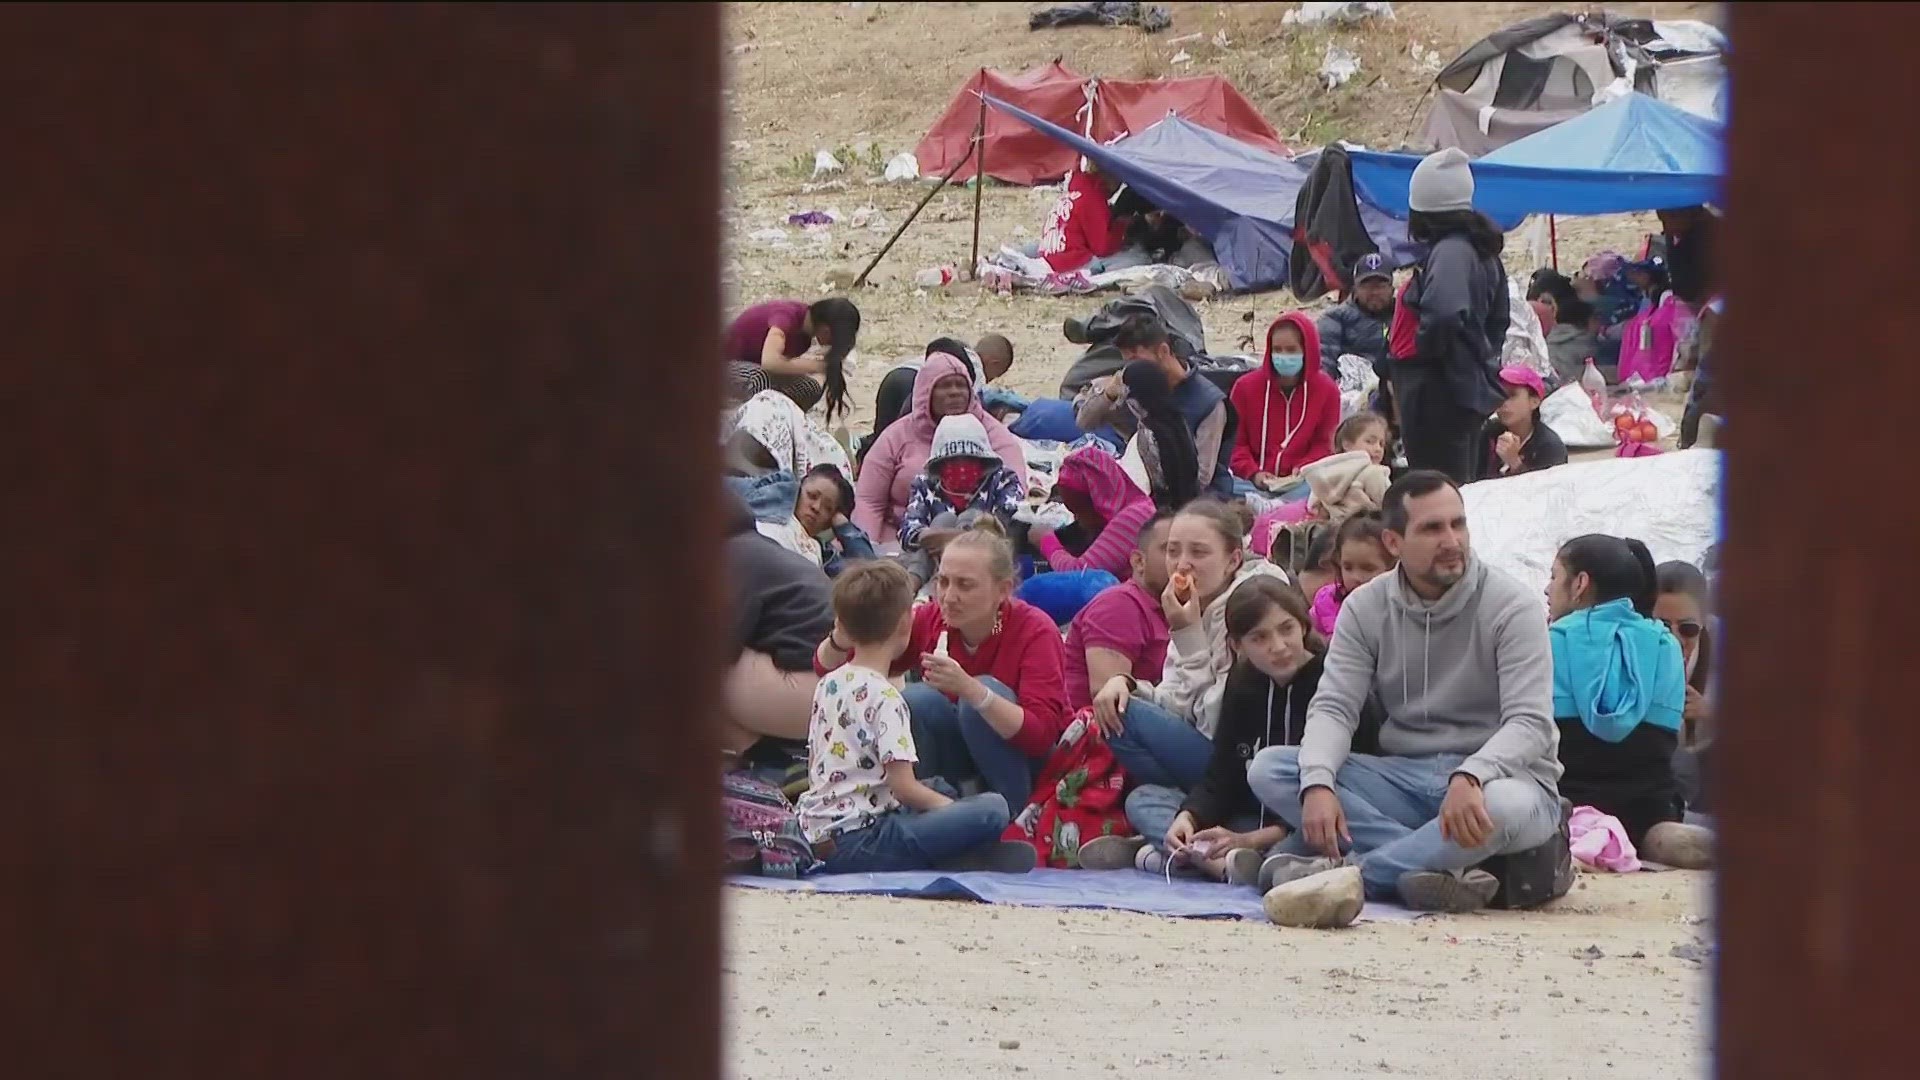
725;871;1711;1079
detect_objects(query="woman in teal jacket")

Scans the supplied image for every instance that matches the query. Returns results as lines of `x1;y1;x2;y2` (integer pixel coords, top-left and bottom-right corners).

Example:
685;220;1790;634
1545;535;1711;869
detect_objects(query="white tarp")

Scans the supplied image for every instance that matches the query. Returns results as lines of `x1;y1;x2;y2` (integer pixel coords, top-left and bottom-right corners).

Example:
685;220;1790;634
1463;448;1720;598
1540;384;1676;449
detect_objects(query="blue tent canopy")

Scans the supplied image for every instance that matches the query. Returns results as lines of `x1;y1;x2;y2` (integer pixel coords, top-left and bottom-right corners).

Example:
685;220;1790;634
1347;94;1723;223
985;95;1418;292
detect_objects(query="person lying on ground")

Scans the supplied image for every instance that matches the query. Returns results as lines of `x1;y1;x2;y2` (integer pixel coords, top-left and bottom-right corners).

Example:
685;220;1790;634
1082;578;1379;882
1247;471;1564;928
726;463;874;575
814;527;1070;811
1074;317;1235;499
1317;253;1395;380
1088;500;1290;797
1654;561;1715;812
1031;163;1147;275
1031;445;1157;581
1475;367;1569;483
1309;512;1395;639
1545;296;1602;387
1063;510;1174;711
1547;536;1713;869
722;489;836;760
854;349;1026;547
796;559;1036;874
1230;312;1341;500
898;414;1026;584
723;297;859;419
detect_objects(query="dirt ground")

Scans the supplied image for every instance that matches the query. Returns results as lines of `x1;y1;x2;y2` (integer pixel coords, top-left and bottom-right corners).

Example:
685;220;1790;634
726;871;1711;1079
721;5;1717;1074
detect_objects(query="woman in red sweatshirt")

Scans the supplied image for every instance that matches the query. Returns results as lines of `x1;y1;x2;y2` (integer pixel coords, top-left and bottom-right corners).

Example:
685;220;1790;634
1036;167;1129;273
1230;312;1341;496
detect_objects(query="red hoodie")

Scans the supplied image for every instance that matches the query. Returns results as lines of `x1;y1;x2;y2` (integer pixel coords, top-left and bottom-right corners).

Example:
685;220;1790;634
1230;312;1342;479
1037;170;1127;272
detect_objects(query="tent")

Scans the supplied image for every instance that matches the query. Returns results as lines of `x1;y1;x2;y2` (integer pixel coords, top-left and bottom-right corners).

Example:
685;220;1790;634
1347;94;1722;224
1420;12;1725;156
985;95;1417;292
917;62;1285;185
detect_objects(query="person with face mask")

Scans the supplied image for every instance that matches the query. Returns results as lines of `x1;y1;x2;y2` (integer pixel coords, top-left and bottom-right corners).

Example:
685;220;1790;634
1229;313;1341;498
1245;471;1565;928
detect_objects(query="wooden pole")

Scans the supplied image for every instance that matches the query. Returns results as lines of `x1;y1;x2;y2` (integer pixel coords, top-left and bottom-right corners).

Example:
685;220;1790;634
1549;214;1559;271
852;145;973;290
2;7;722;1077
968;83;988;280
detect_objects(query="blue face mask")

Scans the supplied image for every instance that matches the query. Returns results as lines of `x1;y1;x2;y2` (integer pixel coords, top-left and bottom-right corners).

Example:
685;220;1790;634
1269;351;1305;377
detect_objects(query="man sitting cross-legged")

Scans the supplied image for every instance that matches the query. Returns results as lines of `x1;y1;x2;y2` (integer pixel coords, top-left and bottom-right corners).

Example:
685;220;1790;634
1246;470;1564;928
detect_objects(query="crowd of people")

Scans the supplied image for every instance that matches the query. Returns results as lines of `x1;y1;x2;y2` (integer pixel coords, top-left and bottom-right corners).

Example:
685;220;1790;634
720;145;1720;931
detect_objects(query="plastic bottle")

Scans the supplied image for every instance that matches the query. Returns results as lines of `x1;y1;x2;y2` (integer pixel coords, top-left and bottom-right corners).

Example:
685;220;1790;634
914;265;956;288
932;630;950;658
1581;358;1608;414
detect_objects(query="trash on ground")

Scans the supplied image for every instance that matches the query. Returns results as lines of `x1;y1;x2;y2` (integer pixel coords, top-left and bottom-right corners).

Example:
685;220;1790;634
1285;1;1395;26
884;152;920;182
1320;44;1361;90
811;149;843;177
788;210;838;228
1029;2;1171;33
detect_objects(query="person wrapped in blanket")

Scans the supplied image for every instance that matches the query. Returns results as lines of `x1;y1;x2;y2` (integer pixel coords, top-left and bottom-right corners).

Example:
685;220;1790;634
723;390;875;575
898;413;1026;585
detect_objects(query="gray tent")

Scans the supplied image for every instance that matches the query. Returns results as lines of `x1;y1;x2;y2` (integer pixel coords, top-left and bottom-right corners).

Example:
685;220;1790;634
1420;12;1725;156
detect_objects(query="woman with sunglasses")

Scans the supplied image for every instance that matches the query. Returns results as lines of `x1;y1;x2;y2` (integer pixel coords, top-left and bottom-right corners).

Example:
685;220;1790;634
1546;536;1712;869
1655;562;1715;813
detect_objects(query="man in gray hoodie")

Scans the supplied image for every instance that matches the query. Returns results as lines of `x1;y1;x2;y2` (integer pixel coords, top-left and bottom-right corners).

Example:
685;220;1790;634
1247;470;1563;927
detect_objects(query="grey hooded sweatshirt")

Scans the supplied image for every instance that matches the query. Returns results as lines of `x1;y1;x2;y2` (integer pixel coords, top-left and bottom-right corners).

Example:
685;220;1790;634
1298;553;1562;796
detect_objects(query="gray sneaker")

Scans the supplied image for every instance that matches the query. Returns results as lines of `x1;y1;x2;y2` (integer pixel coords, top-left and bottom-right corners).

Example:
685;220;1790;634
1259;853;1350;892
1222;848;1264;887
942;841;1038;873
1077;834;1149;871
1396;868;1500;913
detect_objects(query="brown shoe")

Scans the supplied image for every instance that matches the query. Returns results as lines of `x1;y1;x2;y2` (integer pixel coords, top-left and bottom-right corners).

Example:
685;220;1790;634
1397;868;1500;913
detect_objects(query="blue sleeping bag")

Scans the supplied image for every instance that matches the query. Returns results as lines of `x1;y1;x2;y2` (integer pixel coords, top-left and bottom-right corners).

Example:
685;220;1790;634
1007;397;1084;444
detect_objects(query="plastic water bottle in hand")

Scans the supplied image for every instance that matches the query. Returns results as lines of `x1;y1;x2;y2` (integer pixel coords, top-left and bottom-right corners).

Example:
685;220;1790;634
932;630;950;658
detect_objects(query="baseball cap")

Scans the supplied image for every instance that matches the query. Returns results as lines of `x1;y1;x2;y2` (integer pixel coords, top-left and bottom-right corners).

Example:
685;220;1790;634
1352;252;1392;284
1497;365;1547;399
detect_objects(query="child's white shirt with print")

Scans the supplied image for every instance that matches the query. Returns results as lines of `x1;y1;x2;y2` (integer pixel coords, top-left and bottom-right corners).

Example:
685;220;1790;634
796;665;917;845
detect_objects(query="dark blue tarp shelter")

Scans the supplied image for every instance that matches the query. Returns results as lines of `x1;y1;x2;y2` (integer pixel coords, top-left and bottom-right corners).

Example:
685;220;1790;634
1345;94;1722;225
985;95;1420;292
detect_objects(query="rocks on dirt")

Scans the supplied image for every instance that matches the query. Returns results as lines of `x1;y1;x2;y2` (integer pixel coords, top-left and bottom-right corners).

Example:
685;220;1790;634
998;1039;1021;1050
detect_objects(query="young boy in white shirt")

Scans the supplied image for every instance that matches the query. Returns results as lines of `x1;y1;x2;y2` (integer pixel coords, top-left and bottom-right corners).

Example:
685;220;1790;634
797;559;1036;873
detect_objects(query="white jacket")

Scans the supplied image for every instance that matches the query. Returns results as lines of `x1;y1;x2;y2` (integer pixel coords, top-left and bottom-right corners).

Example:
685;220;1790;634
1138;559;1292;738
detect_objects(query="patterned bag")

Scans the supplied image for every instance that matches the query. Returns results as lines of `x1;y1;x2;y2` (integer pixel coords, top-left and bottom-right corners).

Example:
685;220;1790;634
1004;710;1132;868
723;772;819;879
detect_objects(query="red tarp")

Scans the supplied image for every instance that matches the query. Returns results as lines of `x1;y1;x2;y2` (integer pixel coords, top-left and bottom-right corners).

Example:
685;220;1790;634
914;62;1287;186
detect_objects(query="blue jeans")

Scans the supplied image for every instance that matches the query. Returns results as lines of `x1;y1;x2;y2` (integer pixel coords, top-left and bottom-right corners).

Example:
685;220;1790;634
1247;747;1559;900
1125;783;1265;854
1107;699;1214;789
819;794;1012;874
905;677;1039;810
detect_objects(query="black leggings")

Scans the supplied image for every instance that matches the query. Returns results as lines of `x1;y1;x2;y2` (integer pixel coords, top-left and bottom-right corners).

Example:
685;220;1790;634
1399;376;1485;484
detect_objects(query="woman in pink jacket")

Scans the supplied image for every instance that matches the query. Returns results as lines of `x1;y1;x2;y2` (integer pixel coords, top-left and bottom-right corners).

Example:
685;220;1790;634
853;351;1027;547
1032;446;1155;582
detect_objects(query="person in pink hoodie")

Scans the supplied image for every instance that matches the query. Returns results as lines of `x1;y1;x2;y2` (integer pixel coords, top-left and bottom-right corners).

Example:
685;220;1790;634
1229;312;1341;499
853;351;1027;547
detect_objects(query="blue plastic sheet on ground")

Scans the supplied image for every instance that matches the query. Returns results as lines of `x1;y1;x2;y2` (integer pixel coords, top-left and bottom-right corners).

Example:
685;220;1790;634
730;867;1421;922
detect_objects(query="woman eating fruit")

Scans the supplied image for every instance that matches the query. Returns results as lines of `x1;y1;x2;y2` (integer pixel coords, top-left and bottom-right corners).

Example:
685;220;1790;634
1077;499;1292;871
1474;366;1568;482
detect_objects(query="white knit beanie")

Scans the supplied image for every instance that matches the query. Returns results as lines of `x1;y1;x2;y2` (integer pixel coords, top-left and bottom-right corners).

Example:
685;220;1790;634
927;413;996;467
1408;147;1475;214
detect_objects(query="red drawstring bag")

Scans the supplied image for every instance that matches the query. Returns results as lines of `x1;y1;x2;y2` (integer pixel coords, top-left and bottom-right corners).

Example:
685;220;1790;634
1003;709;1132;868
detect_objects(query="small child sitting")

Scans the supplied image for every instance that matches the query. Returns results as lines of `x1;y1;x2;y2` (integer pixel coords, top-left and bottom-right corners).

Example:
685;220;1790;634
899;413;1024;582
1298;412;1392;524
795;560;1035;873
1309;513;1395;638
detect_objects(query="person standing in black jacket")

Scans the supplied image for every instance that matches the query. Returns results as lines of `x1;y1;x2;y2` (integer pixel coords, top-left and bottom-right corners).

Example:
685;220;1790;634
1394;149;1508;485
1084;577;1377;884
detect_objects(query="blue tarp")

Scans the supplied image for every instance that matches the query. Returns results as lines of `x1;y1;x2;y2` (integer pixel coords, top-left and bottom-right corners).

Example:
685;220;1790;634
731;868;1422;922
986;95;1420;292
1346;94;1723;224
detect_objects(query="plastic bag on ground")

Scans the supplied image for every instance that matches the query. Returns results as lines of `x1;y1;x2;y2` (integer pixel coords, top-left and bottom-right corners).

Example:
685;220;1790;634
884;152;919;182
1285;2;1394;26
